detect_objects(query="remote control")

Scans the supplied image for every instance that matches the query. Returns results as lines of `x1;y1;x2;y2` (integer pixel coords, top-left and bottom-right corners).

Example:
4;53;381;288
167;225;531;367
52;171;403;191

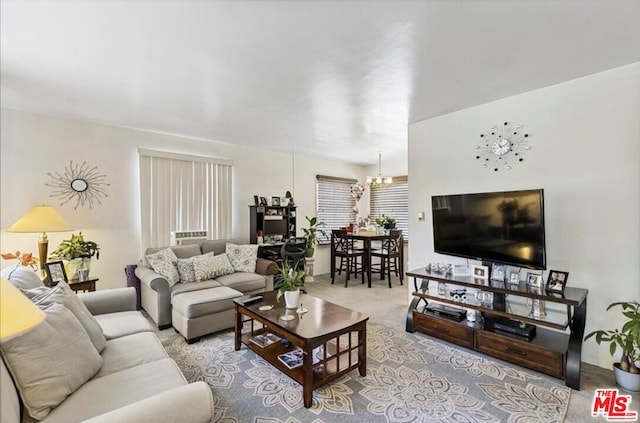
242;295;263;305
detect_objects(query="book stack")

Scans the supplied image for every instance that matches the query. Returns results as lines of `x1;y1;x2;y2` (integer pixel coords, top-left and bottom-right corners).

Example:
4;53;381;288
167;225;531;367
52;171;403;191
277;346;325;369
249;332;281;348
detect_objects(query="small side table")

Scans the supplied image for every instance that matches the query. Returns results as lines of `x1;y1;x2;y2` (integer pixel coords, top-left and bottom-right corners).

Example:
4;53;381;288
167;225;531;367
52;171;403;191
68;278;98;293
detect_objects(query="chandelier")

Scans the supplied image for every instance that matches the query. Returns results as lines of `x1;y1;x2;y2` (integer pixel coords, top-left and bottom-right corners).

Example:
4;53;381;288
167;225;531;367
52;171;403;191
366;152;393;188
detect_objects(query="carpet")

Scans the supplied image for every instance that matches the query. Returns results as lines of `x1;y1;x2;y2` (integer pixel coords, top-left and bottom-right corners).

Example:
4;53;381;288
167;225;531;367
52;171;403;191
163;323;570;423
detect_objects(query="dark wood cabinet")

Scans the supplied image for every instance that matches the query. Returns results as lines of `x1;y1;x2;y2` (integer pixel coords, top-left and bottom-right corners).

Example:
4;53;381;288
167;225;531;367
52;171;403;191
405;268;588;389
249;205;297;244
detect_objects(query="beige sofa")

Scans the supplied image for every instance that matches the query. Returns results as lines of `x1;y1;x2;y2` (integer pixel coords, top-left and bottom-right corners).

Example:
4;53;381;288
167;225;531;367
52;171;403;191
135;238;278;342
1;267;214;423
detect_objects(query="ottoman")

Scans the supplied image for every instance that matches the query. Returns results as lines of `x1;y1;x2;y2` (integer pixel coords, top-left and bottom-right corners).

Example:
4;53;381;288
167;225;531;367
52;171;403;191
172;287;244;343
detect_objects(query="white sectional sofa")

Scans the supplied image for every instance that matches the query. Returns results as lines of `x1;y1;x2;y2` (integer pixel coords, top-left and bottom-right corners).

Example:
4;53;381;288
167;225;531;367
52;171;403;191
0;267;214;423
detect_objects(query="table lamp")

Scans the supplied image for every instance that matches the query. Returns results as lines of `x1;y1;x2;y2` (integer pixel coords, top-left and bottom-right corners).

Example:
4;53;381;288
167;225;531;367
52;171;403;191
6;205;73;277
0;278;45;340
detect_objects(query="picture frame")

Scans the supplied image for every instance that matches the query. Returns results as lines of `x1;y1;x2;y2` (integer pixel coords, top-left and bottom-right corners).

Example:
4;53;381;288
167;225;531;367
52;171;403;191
259;196;268;206
272;196;280;206
452;264;471;277
253;195;259;206
508;269;521;284
526;272;542;288
490;264;506;281
471;265;489;279
546;270;569;294
45;261;68;285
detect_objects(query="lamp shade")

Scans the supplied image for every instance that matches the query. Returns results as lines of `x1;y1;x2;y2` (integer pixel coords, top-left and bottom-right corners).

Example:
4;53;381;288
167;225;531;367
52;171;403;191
7;205;72;233
0;278;45;340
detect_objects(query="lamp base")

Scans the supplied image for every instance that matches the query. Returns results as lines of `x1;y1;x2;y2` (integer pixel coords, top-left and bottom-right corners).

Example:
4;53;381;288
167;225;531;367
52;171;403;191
37;239;48;278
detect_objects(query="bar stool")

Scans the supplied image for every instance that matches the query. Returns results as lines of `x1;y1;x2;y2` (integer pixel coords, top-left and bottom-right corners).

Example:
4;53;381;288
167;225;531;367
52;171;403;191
330;229;365;287
371;229;404;288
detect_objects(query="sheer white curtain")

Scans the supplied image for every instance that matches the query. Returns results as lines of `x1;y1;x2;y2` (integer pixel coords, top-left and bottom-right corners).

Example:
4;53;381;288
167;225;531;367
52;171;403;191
139;149;232;249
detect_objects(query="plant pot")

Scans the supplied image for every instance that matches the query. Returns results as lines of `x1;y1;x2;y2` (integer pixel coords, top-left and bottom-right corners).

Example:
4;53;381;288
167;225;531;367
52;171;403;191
284;289;300;310
65;257;91;281
614;363;640;393
304;247;315;258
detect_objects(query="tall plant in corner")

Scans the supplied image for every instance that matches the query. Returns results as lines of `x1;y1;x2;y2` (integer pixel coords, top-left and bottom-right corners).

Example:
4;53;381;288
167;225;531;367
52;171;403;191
302;216;325;258
585;301;640;391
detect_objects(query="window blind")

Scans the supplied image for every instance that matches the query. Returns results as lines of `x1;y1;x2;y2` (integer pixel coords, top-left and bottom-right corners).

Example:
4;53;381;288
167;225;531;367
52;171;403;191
316;175;357;244
370;176;409;240
139;150;233;250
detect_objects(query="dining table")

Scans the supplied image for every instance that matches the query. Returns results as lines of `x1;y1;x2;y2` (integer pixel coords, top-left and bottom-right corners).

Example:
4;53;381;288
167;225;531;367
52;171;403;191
347;231;390;288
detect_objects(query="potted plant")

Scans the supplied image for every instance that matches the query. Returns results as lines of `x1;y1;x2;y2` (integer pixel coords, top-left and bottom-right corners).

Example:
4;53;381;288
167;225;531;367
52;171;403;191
275;260;305;309
584;301;640;392
301;216;326;258
49;232;100;280
375;214;396;230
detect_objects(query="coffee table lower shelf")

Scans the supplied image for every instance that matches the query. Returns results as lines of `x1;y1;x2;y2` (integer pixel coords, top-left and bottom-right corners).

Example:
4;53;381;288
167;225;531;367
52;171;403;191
234;293;368;409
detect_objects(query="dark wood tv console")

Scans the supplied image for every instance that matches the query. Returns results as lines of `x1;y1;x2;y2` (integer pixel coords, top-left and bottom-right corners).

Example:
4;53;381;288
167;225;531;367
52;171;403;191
405;267;588;390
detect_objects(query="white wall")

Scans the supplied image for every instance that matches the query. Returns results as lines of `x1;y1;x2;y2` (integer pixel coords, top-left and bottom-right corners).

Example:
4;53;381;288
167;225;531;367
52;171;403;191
408;63;640;369
0;108;364;287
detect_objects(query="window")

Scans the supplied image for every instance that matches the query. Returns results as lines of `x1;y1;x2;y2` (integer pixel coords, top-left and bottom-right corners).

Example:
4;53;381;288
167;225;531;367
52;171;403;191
370;176;409;240
139;149;233;249
316;175;357;243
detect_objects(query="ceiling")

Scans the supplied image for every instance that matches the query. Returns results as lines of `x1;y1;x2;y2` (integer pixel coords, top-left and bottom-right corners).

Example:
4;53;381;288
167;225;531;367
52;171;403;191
2;1;639;166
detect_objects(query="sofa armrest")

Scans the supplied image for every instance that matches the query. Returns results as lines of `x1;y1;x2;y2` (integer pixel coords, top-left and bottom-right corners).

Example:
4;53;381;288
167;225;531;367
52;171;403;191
134;265;172;327
78;287;136;315
81;382;214;423
255;258;278;276
135;265;171;293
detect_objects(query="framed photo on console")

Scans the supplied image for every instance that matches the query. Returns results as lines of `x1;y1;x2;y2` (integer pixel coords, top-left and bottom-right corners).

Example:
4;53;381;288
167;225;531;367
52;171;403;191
45;261;68;285
546;270;569;294
471;265;489;279
526;272;542;288
271;196;280;206
452;264;471;277
490;264;507;281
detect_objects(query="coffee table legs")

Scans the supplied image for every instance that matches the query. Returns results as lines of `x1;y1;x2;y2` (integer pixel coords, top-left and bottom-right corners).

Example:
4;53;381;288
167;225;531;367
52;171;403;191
358;324;367;376
234;305;242;351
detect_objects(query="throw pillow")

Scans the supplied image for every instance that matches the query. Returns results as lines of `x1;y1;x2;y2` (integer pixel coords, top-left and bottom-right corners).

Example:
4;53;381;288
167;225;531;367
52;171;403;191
31;282;107;353
146;248;180;287
192;253;235;281
176;257;198;284
226;243;258;273
1;266;44;290
0;302;103;420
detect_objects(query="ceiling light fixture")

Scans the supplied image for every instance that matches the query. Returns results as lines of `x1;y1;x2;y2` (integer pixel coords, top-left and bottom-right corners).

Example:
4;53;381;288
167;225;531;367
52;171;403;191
366;152;393;188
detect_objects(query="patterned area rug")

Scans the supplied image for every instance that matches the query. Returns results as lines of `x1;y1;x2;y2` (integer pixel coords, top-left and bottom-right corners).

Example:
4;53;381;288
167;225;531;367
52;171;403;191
163;323;570;423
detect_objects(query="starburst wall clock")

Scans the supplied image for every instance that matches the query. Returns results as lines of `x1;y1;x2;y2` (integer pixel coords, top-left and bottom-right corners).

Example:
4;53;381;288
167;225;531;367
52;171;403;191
475;122;531;171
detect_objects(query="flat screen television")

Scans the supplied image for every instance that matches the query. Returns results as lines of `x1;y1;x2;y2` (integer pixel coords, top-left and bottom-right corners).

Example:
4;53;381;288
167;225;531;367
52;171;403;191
432;189;546;270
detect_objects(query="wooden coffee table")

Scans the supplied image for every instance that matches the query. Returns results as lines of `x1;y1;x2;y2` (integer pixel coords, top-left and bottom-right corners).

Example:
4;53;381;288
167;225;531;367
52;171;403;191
234;291;368;408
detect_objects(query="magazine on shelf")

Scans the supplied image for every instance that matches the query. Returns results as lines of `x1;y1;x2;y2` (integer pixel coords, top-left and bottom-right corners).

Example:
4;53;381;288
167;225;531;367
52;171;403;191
277;346;325;369
249;332;281;348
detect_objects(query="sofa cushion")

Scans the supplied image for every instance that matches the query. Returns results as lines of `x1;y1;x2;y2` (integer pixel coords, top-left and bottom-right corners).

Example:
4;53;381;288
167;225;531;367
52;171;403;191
35;359;187;423
0;357;20;423
172;287;243;319
215;272;266;292
95;332;169;378
170;279;223;298
1;265;44;289
176;257;198;283
200;238;247;255
146;248;180;287
30;282;107;352
226;243;258;273
193;253;235;281
94;311;154;339
0;303;103;421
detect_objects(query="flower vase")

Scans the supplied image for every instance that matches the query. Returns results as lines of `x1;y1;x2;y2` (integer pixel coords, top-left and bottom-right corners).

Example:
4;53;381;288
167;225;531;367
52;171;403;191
284;289;300;310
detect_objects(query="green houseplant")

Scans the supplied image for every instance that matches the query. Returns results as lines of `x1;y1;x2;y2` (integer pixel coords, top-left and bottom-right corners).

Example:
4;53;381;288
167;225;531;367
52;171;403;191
49;232;100;280
274;260;305;309
301;216;326;258
585;301;640;391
